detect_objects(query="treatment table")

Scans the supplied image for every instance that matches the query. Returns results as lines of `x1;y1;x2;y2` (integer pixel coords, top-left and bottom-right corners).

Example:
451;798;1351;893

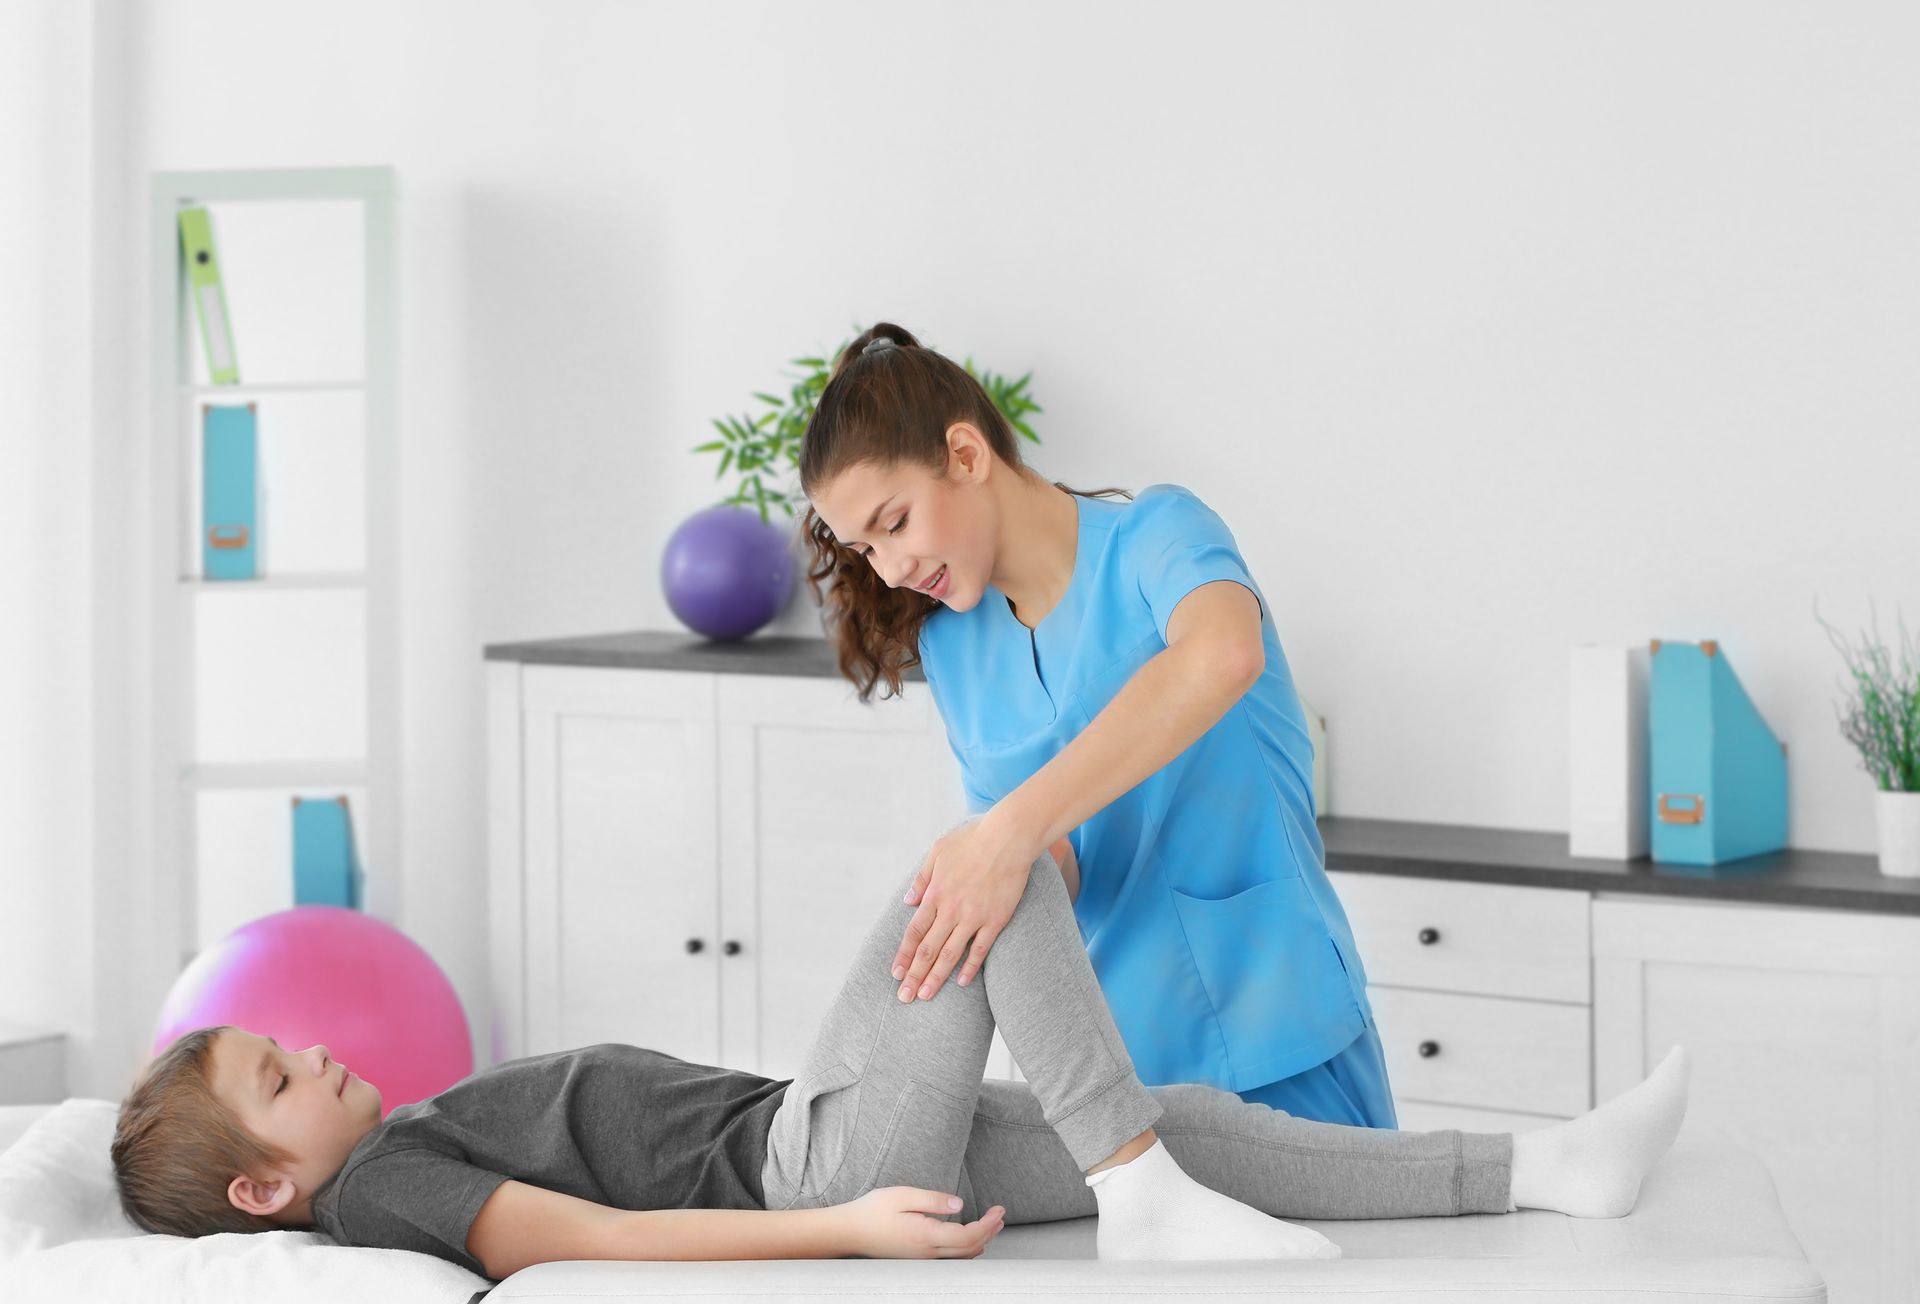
1;1104;1825;1303
487;1138;1825;1303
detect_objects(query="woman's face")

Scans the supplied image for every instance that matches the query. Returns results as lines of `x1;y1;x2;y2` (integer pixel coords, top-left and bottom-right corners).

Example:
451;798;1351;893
809;429;996;611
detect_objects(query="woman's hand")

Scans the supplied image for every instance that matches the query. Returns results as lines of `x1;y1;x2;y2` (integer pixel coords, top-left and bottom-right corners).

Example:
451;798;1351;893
892;811;1039;1001
833;1187;1005;1259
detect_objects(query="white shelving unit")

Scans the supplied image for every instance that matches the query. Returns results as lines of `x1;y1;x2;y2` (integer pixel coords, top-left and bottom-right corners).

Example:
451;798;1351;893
146;167;399;980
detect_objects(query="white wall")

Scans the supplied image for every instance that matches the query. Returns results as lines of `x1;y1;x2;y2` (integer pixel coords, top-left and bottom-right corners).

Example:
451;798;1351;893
0;0;142;1101
10;0;1917;1096
0;0;93;1087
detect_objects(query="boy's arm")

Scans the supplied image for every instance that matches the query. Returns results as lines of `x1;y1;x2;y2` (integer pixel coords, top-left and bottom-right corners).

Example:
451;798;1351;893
467;1181;843;1278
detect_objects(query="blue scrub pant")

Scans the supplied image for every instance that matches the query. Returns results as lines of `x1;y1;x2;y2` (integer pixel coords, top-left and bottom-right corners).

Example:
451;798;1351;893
1238;1021;1400;1129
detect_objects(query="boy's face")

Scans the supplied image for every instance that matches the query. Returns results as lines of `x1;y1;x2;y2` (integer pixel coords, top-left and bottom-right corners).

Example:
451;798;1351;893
209;1028;383;1222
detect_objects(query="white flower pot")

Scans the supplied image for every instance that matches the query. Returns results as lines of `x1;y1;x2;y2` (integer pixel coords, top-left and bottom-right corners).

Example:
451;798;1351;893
1874;789;1920;878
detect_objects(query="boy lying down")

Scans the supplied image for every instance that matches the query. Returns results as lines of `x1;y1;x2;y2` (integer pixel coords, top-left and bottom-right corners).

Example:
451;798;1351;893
112;843;1690;1282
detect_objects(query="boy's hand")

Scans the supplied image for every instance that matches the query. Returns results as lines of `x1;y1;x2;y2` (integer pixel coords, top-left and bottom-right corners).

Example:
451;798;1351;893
833;1186;1005;1258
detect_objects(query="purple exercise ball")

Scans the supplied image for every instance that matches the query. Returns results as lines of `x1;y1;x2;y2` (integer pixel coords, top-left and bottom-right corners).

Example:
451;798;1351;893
662;504;797;640
152;906;473;1120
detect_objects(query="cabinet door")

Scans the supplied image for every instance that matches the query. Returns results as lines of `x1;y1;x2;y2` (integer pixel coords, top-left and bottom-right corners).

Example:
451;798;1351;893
521;667;721;1065
1594;895;1920;1304
716;673;968;1079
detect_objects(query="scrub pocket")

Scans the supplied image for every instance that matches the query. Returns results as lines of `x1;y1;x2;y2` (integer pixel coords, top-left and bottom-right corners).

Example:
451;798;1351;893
1169;875;1366;1079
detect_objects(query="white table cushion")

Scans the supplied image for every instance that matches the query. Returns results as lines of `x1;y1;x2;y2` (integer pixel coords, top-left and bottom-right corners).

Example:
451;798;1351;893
487;1139;1825;1303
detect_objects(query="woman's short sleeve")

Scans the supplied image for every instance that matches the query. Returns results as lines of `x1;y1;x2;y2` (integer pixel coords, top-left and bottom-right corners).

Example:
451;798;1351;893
1123;484;1265;642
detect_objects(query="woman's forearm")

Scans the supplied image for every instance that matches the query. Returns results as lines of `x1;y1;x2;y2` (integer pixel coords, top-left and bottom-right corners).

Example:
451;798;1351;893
994;638;1257;858
614;1205;852;1260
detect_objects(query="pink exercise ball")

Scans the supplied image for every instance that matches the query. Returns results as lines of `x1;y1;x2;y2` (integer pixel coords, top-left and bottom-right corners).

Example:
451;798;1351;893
153;906;472;1119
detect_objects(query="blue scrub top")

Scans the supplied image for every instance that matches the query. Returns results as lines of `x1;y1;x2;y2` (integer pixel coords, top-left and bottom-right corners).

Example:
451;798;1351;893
918;484;1374;1093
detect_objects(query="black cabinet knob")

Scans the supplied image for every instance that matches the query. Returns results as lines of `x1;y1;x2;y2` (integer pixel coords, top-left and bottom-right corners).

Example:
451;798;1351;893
1417;927;1440;945
685;938;705;954
1417;1040;1440;1058
723;940;743;956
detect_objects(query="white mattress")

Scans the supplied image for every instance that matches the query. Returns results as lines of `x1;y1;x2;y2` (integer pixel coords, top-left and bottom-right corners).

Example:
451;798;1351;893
488;1140;1825;1303
7;1106;1823;1302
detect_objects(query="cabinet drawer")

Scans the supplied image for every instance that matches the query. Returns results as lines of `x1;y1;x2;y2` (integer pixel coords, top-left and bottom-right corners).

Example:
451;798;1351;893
1369;986;1590;1117
1330;871;1590;1003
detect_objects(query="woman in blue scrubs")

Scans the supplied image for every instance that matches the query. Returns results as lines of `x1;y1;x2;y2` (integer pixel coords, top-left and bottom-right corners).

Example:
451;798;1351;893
798;322;1396;1129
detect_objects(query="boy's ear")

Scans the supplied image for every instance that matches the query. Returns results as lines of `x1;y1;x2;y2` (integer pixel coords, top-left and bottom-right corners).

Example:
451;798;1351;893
228;1171;297;1218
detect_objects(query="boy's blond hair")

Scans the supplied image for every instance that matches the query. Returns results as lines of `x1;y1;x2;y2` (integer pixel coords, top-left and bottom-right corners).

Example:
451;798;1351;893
111;1025;302;1236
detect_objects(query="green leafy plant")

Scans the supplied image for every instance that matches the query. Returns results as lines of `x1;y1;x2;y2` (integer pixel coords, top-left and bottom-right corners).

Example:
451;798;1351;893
1815;597;1920;793
691;323;1044;524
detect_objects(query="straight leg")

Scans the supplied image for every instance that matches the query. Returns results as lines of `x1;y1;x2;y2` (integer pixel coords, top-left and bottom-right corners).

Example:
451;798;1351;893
957;1077;1512;1224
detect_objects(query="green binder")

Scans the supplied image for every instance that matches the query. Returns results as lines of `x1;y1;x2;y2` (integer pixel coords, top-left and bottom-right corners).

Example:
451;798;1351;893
178;206;240;385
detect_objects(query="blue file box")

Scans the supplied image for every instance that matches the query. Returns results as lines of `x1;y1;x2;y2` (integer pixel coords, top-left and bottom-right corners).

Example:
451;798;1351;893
1648;639;1788;865
202;403;258;580
292;796;364;909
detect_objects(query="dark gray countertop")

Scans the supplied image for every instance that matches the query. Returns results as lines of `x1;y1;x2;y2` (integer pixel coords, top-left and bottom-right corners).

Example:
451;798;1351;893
1321;816;1919;917
484;629;1916;917
484;628;917;680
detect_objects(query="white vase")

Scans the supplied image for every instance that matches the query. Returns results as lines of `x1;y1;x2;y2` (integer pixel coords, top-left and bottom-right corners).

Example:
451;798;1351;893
1874;789;1920;878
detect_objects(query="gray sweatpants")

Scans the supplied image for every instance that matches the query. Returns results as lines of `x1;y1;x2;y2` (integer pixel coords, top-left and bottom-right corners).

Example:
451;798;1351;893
760;851;1513;1224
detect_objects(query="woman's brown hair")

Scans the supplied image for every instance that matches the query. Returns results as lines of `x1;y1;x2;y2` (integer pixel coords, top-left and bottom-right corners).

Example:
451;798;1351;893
798;321;1130;703
110;1026;303;1236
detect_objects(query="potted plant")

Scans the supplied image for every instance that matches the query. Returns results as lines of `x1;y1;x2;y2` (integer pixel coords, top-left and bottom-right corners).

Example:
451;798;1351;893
1816;599;1920;877
664;323;1042;640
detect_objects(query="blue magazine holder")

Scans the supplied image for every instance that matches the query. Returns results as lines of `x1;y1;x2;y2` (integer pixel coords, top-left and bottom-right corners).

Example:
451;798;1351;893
202;403;258;580
292;796;364;909
1648;639;1788;865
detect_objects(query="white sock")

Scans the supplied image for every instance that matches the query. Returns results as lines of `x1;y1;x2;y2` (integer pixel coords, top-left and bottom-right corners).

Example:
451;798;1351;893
1508;1044;1691;1217
1085;1138;1342;1261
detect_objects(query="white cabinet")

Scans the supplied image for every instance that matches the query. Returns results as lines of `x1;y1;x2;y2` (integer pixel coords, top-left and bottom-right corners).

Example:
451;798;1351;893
1332;867;1920;1304
1329;871;1591;1132
487;661;971;1080
1593;895;1920;1304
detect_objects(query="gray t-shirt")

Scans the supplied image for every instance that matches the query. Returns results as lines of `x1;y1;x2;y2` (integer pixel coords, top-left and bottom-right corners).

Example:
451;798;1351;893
309;1043;791;1278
